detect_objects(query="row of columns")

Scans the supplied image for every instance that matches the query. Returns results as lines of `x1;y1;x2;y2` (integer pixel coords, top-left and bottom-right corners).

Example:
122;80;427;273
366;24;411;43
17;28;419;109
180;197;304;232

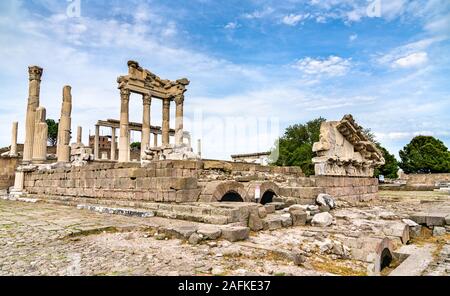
93;126;164;161
117;88;184;162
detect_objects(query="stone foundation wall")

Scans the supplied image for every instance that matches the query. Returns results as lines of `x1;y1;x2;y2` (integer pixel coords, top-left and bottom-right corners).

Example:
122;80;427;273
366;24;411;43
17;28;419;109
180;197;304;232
313;176;379;202
0;157;19;190
405;173;450;188
22;160;378;204
24;161;203;203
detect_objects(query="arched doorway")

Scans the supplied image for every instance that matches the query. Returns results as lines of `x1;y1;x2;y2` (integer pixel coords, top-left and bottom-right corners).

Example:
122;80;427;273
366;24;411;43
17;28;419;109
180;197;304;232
220;191;244;202
260;190;276;205
380;248;393;271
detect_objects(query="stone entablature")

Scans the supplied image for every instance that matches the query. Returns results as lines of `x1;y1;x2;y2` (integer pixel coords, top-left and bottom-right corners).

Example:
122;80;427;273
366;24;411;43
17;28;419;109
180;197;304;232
312;114;385;177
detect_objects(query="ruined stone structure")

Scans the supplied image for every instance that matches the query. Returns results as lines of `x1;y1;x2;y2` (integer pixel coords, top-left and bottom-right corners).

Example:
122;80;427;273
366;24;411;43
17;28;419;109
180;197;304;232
312;114;385;177
116;61;190;162
231;152;271;165
7;63;383;234
23;66;43;163
56;86;72;163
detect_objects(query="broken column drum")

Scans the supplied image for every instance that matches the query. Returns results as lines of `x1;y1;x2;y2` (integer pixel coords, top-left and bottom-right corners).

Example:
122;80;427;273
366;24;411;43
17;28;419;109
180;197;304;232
32;107;48;163
56;86;73;162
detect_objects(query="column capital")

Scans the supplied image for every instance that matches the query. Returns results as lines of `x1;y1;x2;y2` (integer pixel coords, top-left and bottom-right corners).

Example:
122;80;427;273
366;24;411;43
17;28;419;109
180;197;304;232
163;98;171;107
174;94;184;105
28;66;43;81
143;94;152;105
120;88;130;100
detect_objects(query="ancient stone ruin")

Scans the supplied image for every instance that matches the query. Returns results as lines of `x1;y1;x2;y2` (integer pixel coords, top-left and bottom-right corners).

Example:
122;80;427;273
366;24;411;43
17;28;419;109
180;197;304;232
4;61;445;276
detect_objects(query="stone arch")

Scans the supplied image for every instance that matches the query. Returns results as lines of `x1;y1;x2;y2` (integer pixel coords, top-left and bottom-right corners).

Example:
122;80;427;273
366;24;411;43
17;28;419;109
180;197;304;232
245;181;280;203
220;190;244;202
211;181;247;202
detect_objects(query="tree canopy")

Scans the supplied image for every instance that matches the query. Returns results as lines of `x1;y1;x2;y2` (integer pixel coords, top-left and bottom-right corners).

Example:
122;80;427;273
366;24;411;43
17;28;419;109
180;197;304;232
374;146;398;179
46;119;58;146
399;135;450;174
270;117;325;176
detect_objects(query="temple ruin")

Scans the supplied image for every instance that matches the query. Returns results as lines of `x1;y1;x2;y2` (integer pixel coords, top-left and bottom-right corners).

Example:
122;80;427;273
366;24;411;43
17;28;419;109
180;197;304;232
2;60;436;276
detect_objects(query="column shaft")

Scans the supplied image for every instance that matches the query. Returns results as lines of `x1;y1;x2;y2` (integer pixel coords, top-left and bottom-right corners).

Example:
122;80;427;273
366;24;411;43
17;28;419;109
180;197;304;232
32;107;47;163
94;125;100;160
153;133;158;147
141;94;151;158
162;98;170;146
175;98;184;146
110;127;116;160
118;88;130;162
77;126;82;145
10;122;18;156
23;66;43;162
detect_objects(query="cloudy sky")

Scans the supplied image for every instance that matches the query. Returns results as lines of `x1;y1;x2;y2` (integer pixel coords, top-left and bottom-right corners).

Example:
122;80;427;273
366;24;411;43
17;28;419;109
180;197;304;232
0;0;449;160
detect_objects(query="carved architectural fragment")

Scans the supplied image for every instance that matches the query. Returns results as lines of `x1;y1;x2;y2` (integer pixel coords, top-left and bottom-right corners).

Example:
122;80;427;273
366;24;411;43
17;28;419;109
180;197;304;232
312;114;385;177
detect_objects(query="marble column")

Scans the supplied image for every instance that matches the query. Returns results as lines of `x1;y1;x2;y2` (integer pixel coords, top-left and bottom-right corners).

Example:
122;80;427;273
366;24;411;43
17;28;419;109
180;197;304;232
141;94;151;158
110;127;116;160
94;124;100;160
56;86;72;162
118;88;130;162
23;66;43;162
174;95;184;146
76;126;82;145
153;133;158;147
32;107;48;163
162;98;170;146
13;171;24;191
10;122;18;156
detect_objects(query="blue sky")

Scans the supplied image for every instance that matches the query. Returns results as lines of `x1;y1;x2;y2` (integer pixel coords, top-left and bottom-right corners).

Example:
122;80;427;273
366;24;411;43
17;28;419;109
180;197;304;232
0;0;449;160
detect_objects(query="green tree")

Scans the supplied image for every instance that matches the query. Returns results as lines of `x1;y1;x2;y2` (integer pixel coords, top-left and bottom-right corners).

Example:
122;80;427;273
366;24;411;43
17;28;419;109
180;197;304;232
399;136;450;174
46;119;58;146
130;142;141;151
374;146;398;179
270;117;326;176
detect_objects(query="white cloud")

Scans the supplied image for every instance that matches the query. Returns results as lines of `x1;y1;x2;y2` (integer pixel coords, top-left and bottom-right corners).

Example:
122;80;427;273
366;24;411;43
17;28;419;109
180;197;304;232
242;7;274;19
349;34;358;41
224;22;239;30
293;56;351;77
281;14;308;26
393;52;428;68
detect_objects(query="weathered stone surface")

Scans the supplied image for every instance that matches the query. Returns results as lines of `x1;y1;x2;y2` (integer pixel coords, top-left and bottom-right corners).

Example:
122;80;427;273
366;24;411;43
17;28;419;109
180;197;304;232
262;215;282;230
382;222;410;244
188;233;202;245
433;227;446;236
316;193;335;209
290;210;307;226
258;207;267;219
280;214;293;227
248;213;264;231
410;213;446;226
264;204;275;214
197;226;221;240
311;212;333;227
220;226;250;242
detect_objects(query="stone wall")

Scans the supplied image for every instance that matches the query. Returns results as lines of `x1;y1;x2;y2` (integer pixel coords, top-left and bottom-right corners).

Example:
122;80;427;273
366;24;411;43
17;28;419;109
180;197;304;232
405;173;450;188
0;157;19;190
313;176;379;202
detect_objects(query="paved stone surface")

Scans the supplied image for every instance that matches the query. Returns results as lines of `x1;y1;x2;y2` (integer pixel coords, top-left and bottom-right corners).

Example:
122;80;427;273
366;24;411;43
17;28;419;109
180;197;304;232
0;199;320;276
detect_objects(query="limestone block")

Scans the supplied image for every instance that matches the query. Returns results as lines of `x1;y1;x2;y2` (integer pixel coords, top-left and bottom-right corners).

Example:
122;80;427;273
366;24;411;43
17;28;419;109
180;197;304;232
248;212;264;231
262;215;283;230
290;210;307;226
311;212;333;227
220;226;250;242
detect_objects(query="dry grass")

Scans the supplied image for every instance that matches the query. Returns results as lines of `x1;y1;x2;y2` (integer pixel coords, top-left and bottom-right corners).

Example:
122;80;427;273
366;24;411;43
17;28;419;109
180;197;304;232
309;255;367;276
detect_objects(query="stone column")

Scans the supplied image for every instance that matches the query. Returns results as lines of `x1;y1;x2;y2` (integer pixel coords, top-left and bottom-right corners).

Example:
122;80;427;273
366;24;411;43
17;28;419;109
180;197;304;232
174;95;184;146
197;139;202;157
56;86;72;162
13;171;24;192
10;122;18;156
141;94;151;158
32;107;48;163
162;98;170;146
110;127;116;160
76;126;82;145
94;124;100;160
153;133;158;147
118;88;130;162
23;66;43;163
